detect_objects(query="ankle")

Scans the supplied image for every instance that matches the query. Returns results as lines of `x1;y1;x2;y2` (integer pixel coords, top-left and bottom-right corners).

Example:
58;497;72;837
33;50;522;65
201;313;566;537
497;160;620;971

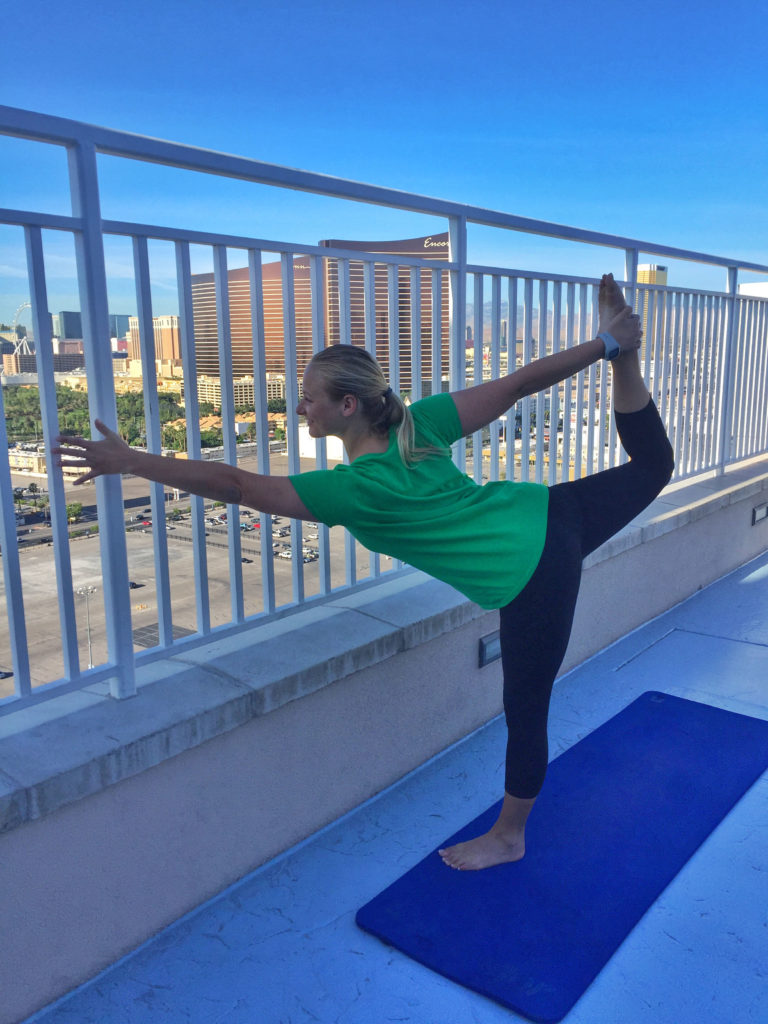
496;792;537;833
491;820;525;844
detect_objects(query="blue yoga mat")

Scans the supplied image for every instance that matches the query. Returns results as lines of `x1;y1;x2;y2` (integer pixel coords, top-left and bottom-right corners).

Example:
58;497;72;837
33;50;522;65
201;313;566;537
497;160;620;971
356;692;768;1023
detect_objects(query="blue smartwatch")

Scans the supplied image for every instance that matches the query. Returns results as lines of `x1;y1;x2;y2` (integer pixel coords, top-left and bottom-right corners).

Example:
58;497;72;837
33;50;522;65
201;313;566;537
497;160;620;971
598;331;621;360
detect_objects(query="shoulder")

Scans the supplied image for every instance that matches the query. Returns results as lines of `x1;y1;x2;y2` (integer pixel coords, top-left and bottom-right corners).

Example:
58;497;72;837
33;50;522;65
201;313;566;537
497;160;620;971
288;466;353;527
410;393;456;418
411;393;463;444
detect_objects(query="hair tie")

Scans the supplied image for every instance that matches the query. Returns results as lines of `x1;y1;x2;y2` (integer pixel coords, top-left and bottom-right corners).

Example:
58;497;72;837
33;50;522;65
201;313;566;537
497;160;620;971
383;386;393;398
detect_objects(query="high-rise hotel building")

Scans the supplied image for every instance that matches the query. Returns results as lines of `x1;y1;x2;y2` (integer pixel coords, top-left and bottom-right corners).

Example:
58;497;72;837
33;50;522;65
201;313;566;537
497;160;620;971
127;315;182;364
637;264;668;342
190;234;450;394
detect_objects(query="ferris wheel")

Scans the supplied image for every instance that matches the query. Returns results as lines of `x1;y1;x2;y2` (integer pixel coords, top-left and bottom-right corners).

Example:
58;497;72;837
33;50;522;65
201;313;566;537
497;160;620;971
12;301;34;355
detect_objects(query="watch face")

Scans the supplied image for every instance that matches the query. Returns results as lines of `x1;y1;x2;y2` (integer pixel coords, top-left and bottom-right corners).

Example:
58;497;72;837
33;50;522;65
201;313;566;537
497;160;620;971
600;333;619;359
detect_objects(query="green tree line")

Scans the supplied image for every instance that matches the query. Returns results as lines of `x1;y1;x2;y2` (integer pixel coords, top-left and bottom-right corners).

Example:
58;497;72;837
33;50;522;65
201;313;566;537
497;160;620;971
4;385;192;448
4;385;287;451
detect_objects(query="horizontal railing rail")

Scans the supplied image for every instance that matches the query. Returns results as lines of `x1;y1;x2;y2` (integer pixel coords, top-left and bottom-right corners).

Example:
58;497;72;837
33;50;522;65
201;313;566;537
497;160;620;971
4;103;768;271
1;104;767;715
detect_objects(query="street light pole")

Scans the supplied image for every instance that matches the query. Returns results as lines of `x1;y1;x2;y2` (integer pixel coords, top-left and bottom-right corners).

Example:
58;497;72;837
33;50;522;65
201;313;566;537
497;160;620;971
75;584;97;669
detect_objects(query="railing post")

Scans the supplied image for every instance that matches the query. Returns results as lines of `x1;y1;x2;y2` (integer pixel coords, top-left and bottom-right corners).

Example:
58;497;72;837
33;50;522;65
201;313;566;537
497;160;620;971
624;248;639;306
448;215;467;392
716;266;740;475
0;384;30;694
67;137;136;698
26;225;80;681
448;215;467;470
176;241;211;635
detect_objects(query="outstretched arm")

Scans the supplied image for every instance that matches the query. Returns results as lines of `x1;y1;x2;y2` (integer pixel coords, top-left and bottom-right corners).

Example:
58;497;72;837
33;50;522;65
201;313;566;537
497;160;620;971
452;302;641;437
51;420;317;521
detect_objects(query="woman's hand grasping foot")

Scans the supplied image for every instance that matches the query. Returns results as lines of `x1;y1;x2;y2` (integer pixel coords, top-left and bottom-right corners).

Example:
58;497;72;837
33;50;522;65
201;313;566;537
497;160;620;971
596;274;642;357
51;419;134;485
603;306;643;355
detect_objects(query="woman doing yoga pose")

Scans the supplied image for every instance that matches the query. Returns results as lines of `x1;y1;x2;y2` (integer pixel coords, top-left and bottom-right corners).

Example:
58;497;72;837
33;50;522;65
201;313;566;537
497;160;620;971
53;274;674;871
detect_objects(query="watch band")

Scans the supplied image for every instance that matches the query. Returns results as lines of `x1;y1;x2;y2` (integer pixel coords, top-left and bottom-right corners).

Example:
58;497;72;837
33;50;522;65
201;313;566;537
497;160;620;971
598;331;621;360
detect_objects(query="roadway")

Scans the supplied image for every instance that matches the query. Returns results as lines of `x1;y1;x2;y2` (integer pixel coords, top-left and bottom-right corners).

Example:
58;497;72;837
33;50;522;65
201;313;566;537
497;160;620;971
1;452;387;699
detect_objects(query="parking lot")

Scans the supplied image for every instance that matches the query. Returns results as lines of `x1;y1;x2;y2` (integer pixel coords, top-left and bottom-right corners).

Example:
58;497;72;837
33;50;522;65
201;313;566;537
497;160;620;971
2;454;392;698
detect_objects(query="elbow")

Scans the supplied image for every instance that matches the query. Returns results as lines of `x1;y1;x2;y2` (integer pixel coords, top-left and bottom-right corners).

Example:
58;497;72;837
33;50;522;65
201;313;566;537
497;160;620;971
223;467;246;506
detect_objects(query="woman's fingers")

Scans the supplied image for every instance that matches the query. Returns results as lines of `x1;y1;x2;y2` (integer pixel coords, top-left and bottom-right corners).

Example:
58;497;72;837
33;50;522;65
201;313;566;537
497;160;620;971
51;433;100;482
53;436;88;449
606;306;642;350
93;418;118;440
51;421;132;484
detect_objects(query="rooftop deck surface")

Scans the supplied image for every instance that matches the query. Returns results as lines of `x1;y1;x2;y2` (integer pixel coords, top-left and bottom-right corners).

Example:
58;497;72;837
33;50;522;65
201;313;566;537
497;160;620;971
25;550;768;1024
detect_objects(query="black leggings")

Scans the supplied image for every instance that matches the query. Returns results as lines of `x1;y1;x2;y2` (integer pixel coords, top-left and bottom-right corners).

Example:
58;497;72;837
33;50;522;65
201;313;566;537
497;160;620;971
499;399;674;798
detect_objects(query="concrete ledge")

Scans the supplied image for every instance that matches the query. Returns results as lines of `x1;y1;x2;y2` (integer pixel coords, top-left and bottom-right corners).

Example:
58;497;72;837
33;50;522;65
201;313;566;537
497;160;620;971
1;460;768;843
2;459;768;839
2;457;768;1024
0;572;487;836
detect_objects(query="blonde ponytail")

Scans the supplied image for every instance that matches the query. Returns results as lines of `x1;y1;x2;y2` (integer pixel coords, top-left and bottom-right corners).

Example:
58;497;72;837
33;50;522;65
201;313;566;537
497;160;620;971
308;345;443;465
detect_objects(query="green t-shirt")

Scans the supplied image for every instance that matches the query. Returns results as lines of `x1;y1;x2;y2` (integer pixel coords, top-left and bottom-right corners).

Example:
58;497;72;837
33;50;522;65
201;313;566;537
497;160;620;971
289;393;549;609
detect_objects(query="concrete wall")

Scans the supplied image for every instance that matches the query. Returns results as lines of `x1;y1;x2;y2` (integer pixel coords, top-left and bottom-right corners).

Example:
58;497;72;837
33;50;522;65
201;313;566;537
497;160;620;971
2;463;768;1024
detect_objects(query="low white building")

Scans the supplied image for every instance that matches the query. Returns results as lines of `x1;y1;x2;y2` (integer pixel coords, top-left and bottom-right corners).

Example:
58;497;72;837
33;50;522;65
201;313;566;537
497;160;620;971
298;426;344;462
738;281;768;297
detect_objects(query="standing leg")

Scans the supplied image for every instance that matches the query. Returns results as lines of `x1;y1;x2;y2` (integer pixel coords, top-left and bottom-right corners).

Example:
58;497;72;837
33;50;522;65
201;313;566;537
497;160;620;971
439;490;583;871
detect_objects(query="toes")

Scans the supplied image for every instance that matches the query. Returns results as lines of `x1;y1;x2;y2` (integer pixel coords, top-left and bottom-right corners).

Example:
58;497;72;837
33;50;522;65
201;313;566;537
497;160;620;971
439;847;465;870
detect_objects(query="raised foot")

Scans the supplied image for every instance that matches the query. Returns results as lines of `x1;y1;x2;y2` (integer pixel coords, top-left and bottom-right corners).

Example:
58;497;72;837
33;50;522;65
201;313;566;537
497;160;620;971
439;830;525;871
599;272;629;332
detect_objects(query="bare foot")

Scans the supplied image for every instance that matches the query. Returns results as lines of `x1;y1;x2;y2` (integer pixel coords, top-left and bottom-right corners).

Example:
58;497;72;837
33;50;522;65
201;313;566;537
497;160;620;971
439;793;535;870
598;272;629;332
439;828;525;871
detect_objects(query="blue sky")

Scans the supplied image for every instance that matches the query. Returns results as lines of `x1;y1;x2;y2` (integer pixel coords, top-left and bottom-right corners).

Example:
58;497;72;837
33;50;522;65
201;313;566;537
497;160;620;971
2;0;767;323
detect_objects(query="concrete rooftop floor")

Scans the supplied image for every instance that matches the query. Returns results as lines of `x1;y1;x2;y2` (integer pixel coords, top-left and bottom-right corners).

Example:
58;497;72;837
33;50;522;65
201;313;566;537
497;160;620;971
23;550;768;1024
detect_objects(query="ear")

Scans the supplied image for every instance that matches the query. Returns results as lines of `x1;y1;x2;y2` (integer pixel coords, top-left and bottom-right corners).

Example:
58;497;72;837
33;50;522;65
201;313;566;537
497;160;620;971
340;393;358;417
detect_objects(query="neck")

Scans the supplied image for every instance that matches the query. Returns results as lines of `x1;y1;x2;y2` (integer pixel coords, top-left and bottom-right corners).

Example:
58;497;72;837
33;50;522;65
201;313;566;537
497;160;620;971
342;425;389;461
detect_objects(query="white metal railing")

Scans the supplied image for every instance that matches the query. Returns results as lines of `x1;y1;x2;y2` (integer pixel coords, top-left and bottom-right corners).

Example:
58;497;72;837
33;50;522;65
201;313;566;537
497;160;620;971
1;104;767;715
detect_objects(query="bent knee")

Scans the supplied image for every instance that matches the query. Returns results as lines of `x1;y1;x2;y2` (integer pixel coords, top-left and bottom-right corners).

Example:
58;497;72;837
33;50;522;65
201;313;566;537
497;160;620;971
638;434;675;496
658;438;675;489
